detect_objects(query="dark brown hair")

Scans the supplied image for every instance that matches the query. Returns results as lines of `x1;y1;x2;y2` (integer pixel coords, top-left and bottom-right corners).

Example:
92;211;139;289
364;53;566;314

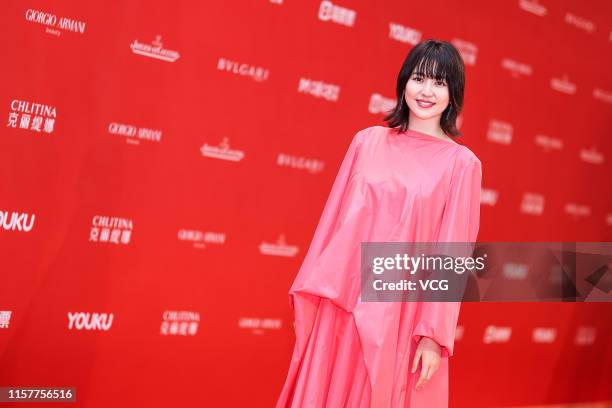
384;39;465;137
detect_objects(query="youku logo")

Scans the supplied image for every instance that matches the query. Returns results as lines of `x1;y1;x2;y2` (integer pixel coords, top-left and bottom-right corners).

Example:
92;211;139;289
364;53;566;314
67;312;114;331
0;210;36;232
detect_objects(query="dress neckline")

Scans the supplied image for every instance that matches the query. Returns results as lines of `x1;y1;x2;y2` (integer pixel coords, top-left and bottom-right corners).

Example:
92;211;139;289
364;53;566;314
397;128;458;145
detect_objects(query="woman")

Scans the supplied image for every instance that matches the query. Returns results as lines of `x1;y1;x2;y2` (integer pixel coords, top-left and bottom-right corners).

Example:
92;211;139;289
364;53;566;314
277;39;482;407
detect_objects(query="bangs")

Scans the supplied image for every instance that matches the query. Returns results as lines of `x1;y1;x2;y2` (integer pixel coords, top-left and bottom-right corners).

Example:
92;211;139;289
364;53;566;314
412;53;452;81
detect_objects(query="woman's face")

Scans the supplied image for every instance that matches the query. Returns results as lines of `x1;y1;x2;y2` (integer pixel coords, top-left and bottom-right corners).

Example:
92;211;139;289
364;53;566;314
404;67;450;121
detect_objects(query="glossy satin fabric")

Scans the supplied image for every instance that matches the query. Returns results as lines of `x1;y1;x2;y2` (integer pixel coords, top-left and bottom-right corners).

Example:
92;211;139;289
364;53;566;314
276;125;482;408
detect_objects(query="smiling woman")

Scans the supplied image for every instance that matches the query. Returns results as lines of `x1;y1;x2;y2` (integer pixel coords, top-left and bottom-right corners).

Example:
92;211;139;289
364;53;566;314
384;39;465;141
276;39;479;408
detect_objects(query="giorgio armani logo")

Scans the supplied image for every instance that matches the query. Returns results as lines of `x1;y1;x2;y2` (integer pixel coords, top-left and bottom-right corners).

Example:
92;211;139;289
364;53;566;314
177;229;226;249
534;134;563;152
131;35;180;62
108;121;162;145
238;317;282;335
25;9;86;36
501;58;533;78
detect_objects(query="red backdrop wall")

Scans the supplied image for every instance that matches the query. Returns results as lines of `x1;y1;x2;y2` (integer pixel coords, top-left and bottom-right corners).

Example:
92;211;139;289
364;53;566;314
1;1;611;407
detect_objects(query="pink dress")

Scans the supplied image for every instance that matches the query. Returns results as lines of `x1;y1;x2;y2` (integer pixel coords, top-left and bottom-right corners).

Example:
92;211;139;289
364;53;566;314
276;125;482;407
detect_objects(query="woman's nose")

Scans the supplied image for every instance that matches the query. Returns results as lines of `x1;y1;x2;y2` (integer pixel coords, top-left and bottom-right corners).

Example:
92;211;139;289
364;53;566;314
422;79;434;94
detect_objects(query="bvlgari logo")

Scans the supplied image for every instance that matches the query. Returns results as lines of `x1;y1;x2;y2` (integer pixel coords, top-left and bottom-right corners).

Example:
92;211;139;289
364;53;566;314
368;93;395;115
200;137;245;162
25;9;86;36
564;12;595;33
277;153;325;174
259;234;299;257
7;99;56;134
131;35;180;62
217;58;270;82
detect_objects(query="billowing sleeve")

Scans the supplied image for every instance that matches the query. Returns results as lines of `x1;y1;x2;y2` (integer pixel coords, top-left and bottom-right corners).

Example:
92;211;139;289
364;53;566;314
411;147;483;357
288;127;367;309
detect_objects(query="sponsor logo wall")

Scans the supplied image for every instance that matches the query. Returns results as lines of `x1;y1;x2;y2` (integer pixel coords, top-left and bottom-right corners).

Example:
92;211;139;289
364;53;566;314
1;1;610;407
